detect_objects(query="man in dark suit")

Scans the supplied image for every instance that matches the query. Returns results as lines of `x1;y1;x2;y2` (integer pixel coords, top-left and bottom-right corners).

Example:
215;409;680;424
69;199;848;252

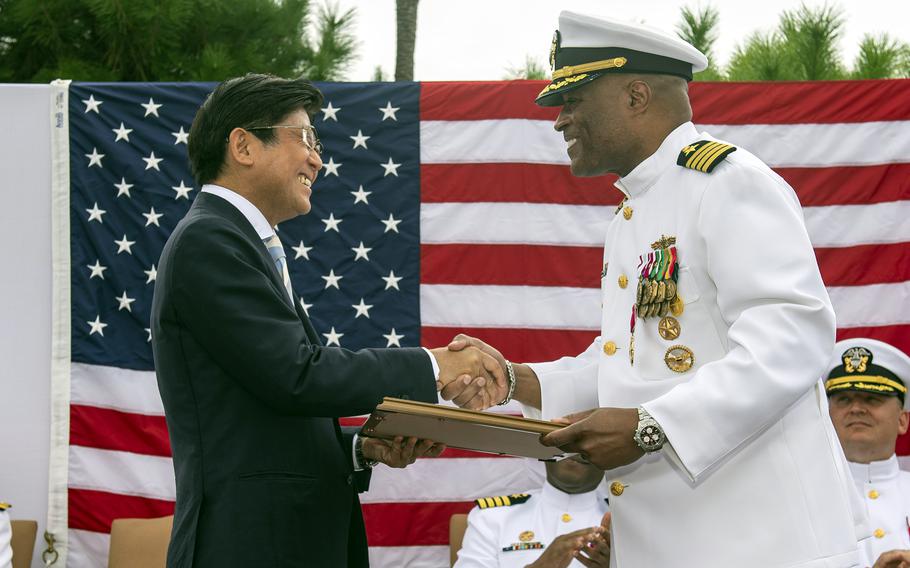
150;74;502;567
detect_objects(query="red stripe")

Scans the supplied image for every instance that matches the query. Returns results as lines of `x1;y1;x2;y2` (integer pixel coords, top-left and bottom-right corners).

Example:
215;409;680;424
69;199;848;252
421;163;621;205
691;80;910;124
420;163;909;208
70;404;171;457
836;325;910;357
422;326;597;364
421;80;910;124
780;164;910;207
68;488;174;533
422;244;602;288
817;244;910;287
363;501;475;546
421;81;558;121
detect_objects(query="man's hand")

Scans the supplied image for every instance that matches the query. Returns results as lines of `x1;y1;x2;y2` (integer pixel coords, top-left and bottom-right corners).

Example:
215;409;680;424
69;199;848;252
443;334;511;409
527;526;606;568
361;436;446;468
874;550;910;568
432;345;506;410
575;512;611;568
541;408;644;470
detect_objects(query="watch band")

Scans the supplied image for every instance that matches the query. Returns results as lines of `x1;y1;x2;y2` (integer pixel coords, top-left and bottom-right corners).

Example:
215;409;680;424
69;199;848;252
496;360;517;406
354;435;378;469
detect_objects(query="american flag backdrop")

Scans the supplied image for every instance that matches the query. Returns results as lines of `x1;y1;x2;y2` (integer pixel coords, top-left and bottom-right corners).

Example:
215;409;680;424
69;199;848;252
49;79;910;567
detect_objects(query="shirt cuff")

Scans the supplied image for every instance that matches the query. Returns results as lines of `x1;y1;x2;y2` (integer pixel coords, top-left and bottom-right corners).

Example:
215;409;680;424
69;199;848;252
352;433;365;471
422;347;440;380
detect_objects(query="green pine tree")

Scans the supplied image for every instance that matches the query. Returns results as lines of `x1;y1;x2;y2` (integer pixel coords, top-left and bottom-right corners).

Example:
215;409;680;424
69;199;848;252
676;5;724;81
0;0;358;82
852;33;909;79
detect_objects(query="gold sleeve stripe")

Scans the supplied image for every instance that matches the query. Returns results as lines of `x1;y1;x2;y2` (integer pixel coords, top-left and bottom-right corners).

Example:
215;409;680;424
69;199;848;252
685;142;722;169
825;375;907;393
697;143;734;172
493;496;504;507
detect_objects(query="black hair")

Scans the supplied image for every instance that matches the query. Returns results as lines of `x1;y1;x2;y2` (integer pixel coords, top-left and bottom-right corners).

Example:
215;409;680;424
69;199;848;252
187;73;324;185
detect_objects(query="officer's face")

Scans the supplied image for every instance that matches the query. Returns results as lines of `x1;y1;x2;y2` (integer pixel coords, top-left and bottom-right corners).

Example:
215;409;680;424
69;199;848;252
828;391;909;463
553;76;640;178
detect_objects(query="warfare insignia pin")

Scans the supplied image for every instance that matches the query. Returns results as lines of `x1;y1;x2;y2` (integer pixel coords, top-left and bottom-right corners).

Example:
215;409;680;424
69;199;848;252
665;345;695;373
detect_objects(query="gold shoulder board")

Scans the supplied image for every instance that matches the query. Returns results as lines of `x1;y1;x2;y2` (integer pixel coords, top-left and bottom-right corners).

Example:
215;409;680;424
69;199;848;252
473;493;531;509
677;140;736;173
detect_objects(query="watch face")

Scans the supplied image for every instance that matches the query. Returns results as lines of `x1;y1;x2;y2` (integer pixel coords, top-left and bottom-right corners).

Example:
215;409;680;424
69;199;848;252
640;425;661;446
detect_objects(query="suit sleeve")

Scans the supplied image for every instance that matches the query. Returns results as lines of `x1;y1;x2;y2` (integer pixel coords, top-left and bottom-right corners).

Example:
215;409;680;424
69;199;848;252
166;219;437;417
643;161;835;481
341;427;372;493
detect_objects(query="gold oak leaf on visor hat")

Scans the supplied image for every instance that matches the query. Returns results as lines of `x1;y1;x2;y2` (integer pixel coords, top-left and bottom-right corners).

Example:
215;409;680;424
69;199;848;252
825;338;910;410
535;11;709;107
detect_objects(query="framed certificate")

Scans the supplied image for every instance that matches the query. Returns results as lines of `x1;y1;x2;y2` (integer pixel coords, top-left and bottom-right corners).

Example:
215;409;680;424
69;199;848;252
360;397;566;460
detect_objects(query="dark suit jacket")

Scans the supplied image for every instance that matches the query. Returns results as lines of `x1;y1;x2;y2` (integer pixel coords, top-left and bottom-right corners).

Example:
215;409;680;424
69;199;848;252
151;193;437;567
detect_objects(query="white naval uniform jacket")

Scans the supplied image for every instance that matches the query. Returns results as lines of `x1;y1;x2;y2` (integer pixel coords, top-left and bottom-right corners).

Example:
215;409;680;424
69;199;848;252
0;507;11;568
454;482;610;568
850;456;910;567
521;121;867;568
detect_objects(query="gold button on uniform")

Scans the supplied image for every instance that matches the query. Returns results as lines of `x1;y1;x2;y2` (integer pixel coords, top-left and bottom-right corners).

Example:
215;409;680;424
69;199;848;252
622;206;633;220
869;489;880;499
603;341;617;356
610;482;625;496
618;274;629;289
874;528;886;539
561;513;572;523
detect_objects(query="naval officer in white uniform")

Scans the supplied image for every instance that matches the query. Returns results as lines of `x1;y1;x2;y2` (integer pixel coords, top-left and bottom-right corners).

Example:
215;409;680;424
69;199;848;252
455;458;610;568
827;339;910;568
443;10;867;568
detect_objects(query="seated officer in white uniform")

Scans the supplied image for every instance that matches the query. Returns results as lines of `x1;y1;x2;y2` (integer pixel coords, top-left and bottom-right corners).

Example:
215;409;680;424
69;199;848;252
455;458;610;568
0;501;12;568
827;339;910;568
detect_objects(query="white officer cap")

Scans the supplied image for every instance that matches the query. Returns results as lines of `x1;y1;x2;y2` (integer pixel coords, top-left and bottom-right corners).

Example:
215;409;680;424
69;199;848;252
536;11;709;107
825;338;910;410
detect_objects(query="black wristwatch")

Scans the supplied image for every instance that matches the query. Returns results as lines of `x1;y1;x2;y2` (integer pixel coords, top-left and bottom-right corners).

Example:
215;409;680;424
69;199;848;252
633;407;666;453
354;435;378;469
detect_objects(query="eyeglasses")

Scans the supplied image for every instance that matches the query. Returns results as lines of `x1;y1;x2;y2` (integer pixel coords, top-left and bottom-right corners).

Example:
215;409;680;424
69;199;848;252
245;124;323;155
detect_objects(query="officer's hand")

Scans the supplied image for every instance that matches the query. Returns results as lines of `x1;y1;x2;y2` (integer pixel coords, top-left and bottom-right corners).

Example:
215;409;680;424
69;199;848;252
433;343;507;410
541;408;644;470
528;526;606;568
576;512;611;567
361;436;446;469
873;549;910;568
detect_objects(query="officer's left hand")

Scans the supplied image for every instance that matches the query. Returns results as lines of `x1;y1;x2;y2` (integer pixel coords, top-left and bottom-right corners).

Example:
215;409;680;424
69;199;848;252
541;408;644;470
576;512;611;567
873;549;910;568
361;436;446;468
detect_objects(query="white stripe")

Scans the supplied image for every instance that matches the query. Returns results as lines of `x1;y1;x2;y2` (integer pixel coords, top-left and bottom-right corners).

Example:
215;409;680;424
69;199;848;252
421;284;601;329
71;363;164;415
421;201;910;250
67;529;110;568
423;281;910;331
368;545;449;568
421;119;566;164
804;201;910;247
421;202;610;246
829;281;910;328
702;122;910;167
421;119;910;168
69;446;176;501
361;457;544;503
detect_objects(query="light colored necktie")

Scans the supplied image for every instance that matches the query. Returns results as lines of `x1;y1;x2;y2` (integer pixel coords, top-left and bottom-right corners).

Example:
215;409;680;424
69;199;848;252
263;234;294;304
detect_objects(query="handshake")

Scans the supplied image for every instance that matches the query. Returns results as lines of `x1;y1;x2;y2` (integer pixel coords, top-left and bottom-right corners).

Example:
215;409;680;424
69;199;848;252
431;334;512;410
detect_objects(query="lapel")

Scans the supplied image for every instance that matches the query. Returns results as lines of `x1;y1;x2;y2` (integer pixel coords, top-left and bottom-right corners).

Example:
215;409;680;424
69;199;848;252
193;193;321;344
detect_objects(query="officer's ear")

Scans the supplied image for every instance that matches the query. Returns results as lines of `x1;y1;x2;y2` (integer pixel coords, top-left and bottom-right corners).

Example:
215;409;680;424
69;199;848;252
898;410;909;436
626;80;651;115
